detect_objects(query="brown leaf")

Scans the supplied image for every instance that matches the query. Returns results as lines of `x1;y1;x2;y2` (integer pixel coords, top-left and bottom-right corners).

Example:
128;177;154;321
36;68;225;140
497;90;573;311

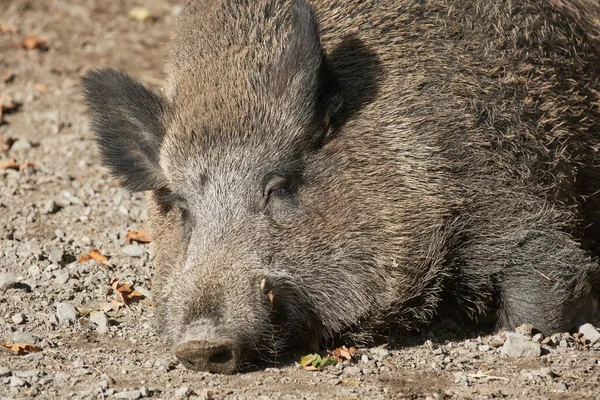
125;228;151;243
78;248;109;263
19;160;35;172
98;299;125;313
328;346;356;361
0;158;19;170
111;279;145;304
22;34;48;51
1;341;42;355
0;22;19;34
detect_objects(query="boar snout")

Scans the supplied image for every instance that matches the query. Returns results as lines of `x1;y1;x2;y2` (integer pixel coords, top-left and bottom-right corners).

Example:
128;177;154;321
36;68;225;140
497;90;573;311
173;339;240;374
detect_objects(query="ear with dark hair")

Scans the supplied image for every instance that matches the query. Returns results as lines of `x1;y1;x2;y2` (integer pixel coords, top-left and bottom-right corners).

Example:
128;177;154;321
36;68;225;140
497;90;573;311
275;0;342;136
82;68;167;192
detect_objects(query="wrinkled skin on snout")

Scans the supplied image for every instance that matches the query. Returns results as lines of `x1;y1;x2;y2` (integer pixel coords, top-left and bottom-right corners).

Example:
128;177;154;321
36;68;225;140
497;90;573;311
83;0;600;374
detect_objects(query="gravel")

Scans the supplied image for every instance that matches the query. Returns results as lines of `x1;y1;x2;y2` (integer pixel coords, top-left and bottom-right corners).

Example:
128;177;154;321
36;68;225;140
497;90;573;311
1;1;599;400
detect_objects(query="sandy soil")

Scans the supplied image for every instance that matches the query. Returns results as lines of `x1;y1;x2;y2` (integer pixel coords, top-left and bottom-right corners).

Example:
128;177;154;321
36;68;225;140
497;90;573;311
1;1;599;399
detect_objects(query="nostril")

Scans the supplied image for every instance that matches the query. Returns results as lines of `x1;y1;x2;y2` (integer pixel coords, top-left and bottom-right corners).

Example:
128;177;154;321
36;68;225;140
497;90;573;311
173;339;240;374
209;348;233;364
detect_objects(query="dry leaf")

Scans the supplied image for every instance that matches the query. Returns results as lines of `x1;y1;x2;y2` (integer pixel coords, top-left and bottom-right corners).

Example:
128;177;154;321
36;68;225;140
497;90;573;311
19;160;35;172
125;228;151;243
1;341;42;355
0;22;19;34
78;248;109;263
112;279;145;304
22;34;48;51
129;7;153;22
0;158;18;170
34;84;48;93
99;299;125;313
328;346;356;361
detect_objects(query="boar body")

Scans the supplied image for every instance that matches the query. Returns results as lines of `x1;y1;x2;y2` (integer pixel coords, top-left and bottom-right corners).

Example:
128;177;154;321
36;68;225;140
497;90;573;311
83;0;600;374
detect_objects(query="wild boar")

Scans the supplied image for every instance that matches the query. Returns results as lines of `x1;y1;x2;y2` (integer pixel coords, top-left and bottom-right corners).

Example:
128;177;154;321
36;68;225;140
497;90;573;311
83;0;600;374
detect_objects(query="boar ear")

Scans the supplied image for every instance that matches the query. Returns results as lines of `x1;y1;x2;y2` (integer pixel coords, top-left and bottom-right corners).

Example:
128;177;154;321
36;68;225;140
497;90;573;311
276;0;342;134
82;68;166;192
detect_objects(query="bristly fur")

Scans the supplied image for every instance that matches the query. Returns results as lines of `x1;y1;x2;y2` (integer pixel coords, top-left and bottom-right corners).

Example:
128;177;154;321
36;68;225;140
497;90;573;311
84;0;600;373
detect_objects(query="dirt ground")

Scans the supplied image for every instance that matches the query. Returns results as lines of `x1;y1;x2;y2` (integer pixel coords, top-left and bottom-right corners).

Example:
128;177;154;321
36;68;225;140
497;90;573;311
1;1;600;399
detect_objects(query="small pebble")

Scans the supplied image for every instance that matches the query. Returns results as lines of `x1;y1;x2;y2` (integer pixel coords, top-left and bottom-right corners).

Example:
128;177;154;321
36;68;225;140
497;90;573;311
122;244;145;258
345;366;361;375
10;376;26;387
10;138;32;151
501;335;541;357
114;390;142;399
48;247;64;263
174;386;190;398
578;323;600;344
44;200;60;214
90;311;109;334
54;270;70;285
55;302;77;325
12;313;26;325
12;331;38;344
0;273;18;294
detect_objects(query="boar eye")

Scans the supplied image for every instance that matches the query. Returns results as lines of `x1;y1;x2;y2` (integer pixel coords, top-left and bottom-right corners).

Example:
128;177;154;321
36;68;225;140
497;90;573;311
264;176;292;204
155;187;190;215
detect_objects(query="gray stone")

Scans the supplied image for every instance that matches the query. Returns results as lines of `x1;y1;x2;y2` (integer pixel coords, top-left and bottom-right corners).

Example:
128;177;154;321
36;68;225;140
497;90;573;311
114;390;142;399
55;303;77;325
26;352;44;361
532;333;544;343
44;200;60;214
0;367;10;377
371;347;390;360
345;366;361;375
48;247;64;263
14;370;38;378
578;323;600;344
10;138;32;151
0;273;18;294
90;311;109;334
122;244;144;258
501;335;542;357
28;265;41;277
139;386;149;397
174;386;190;398
11;313;26;325
54;270;70;285
12;331;39;344
9;376;26;387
